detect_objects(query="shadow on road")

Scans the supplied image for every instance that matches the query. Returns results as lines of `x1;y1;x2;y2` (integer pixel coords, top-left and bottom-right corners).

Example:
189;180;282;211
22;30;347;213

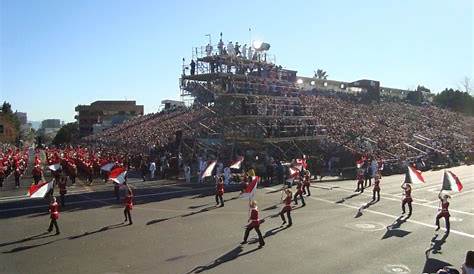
336;192;361;204
68;223;128;240
185;245;260;273
423;240;457;274
381;215;411;239
426;233;449;255
2;236;65;254
0;231;51;248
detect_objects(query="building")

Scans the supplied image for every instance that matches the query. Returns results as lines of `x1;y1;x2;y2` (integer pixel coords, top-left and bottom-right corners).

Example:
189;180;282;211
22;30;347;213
14;112;27;125
75;101;144;137
41;119;61;129
161;100;185;111
0;114;19;143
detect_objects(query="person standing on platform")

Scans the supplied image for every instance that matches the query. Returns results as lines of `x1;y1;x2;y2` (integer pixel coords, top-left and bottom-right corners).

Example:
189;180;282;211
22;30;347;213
401;183;413;216
241;200;265;248
435;192;451;233
123;185;134;225
215;176;225;207
190;60;196;76
47;197;60;235
280;189;293;227
58;177;67;206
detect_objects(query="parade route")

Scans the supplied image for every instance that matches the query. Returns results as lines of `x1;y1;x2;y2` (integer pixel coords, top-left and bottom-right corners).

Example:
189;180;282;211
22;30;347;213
0;165;473;274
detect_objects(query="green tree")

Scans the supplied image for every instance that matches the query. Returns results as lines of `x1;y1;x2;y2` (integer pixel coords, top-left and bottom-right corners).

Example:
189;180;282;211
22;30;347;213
314;69;328;80
52;122;79;145
406;90;424;105
434;88;474;116
1;101;13;114
416;85;430;93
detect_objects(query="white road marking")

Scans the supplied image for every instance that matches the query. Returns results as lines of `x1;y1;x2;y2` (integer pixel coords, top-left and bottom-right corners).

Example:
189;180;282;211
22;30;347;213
267;187;474;239
330;185;474;216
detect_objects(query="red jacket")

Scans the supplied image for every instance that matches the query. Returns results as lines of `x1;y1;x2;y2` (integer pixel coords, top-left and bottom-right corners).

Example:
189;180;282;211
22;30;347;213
216;182;224;195
49;202;59;220
249;208;260;226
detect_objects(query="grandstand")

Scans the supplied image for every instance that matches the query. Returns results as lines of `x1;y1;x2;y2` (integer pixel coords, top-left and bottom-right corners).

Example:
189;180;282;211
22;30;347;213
81;40;473;175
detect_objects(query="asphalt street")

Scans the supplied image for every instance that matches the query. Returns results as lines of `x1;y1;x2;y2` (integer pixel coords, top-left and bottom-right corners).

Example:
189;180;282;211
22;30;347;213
0;165;473;274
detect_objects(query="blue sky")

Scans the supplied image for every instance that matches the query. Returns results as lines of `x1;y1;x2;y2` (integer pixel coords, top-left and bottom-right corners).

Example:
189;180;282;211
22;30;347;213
1;0;472;122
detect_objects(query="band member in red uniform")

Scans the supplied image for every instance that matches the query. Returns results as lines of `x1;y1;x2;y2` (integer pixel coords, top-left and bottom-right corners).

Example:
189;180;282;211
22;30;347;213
372;173;381;202
435;192;450;233
14;168;21;188
356;170;364;193
67;163;77;185
241;200;265;248
123;186;133;225
279;189;293;227
302;170;311;196
0;165;5;188
48;197;60;235
401;183;413;216
293;179;306;206
58;177;67;206
32;165;43;185
215;176;225;207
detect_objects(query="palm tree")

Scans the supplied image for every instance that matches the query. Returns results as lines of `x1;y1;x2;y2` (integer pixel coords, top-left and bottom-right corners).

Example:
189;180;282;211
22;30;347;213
314;69;328;80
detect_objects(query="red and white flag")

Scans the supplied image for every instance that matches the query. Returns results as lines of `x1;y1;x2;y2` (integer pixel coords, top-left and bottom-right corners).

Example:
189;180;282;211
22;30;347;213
109;167;127;184
405;165;425;185
229;156;244;169
100;162;115;172
48;163;61;171
240;176;259;200
201;160;217;180
441;170;463;192
28;180;53;198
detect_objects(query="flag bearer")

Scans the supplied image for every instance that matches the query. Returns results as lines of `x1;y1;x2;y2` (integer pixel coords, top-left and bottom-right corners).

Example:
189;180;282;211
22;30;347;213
241;200;265;248
47;197;60;235
401;183;413;216
435;192;450;233
215;176;225;207
123;186;134;225
279;189;293;227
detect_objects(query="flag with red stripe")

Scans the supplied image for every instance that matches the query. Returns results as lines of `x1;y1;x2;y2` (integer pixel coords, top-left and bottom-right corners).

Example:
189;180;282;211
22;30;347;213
229;156;244;169
201;160;217;180
109;167;127;184
441;170;463;192
240;176;259;200
28;180;53;198
405;165;425;185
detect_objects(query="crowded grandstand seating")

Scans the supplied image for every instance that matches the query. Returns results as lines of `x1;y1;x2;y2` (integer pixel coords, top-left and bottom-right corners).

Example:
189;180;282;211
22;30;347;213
83;90;471;168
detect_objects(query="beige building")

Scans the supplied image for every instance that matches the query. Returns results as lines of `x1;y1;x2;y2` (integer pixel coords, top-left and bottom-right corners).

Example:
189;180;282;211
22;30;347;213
75;101;144;137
